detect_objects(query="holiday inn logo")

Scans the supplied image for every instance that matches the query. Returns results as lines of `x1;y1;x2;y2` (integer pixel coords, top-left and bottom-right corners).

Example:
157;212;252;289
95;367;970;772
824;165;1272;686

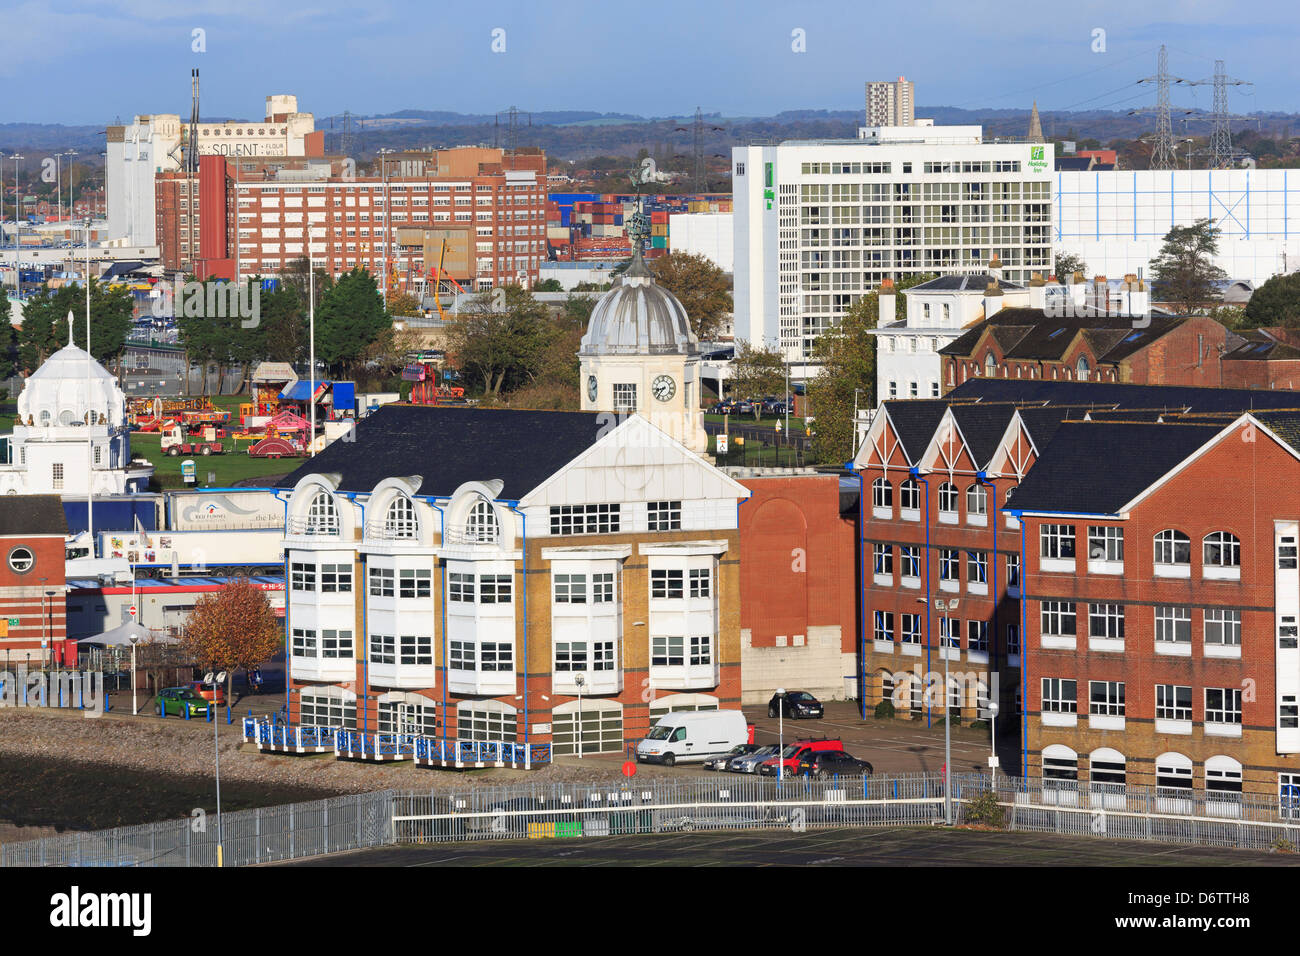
1028;145;1048;172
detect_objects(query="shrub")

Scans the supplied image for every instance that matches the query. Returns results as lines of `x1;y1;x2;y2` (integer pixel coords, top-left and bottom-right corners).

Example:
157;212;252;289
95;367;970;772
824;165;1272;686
873;700;895;720
968;719;989;732
964;790;1006;829
1272;836;1296;854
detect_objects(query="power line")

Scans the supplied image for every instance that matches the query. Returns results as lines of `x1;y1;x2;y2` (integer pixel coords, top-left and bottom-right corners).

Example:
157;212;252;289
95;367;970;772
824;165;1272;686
955;46;1157;108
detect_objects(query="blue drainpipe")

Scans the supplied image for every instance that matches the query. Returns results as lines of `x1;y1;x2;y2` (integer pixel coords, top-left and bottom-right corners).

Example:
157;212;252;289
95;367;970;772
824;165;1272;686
977;472;997;711
848;460;867;721
427;499;447;750
911;467;932;728
506;502;528;756
1015;511;1028;779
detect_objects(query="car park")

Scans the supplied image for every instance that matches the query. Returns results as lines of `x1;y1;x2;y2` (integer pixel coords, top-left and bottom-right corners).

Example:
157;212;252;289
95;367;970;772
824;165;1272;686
159;686;210;717
728;744;779;773
768;690;824;719
703;743;762;771
635;710;750;766
757;738;844;776
793;750;875;779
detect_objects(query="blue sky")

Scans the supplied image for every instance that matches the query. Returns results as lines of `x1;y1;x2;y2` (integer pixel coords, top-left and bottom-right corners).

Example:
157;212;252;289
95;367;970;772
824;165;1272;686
3;0;1296;125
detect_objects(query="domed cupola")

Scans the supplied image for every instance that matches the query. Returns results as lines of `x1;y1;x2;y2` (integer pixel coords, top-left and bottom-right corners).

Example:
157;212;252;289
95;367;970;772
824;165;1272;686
17;326;125;428
579;248;699;357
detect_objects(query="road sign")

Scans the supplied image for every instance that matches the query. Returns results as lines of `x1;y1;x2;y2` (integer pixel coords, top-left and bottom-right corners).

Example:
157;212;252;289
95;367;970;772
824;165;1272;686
128;605;138;618
715;434;728;455
622;760;637;778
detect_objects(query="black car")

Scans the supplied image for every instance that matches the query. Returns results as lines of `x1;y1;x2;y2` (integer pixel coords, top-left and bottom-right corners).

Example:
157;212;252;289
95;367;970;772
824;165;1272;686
768;691;824;719
794;750;874;779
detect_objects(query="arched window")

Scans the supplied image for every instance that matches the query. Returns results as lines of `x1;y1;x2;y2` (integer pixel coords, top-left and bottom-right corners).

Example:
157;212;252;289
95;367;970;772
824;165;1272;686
899;479;920;513
937;482;958;516
1090;748;1126;786
872;478;892;511
306;491;339;535
966;483;987;517
1042;744;1079;781
1155;752;1193;791
1205;755;1244;795
1154;529;1191;567
1075;355;1091;380
984;352;997;376
457;700;518;741
299;686;356;729
1203;531;1241;569
377;693;438;737
384;495;418;539
465;498;499;543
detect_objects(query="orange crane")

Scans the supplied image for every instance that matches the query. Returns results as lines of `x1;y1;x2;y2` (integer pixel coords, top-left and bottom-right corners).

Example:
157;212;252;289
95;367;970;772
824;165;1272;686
427;239;466;322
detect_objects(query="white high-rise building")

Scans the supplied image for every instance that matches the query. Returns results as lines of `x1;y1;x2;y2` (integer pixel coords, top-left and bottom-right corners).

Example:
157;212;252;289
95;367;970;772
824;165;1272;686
865;77;915;128
106;94;315;247
733;124;1053;375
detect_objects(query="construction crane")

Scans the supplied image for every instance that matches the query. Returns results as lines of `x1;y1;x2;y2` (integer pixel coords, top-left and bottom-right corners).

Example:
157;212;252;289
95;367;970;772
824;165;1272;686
427;239;466;322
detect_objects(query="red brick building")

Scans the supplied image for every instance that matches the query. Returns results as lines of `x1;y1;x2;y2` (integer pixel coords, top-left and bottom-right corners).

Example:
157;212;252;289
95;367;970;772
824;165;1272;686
1010;410;1300;799
1221;328;1300;390
854;379;1300;796
0;496;69;668
737;474;858;703
940;307;1231;391
156;147;548;290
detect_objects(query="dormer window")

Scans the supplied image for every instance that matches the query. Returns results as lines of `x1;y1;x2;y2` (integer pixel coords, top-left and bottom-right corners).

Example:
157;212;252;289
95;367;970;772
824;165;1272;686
306;491;339;535
465;498;499;544
384;495;418;539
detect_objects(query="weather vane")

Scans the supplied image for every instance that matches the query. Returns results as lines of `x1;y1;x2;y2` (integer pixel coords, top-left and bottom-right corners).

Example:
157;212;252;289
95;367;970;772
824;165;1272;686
626;157;657;254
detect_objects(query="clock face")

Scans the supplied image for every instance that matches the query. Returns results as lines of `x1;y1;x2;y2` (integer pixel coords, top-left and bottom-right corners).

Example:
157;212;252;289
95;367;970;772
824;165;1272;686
587;375;598;401
652;374;676;402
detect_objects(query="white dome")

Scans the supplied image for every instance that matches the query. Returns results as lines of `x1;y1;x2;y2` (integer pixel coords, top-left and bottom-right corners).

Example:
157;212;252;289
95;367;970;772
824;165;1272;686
17;343;125;428
579;252;698;357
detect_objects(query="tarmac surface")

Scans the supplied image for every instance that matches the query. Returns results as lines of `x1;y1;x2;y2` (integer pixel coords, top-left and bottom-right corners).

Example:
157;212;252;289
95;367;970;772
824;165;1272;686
284;825;1300;867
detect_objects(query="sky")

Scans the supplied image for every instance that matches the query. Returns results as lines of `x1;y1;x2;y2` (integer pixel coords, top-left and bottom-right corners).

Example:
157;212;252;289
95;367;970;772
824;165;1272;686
2;0;1297;126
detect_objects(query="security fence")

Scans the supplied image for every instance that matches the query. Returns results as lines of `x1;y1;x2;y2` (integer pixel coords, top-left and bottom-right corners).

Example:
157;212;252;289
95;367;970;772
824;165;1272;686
0;790;394;868
6;772;1300;866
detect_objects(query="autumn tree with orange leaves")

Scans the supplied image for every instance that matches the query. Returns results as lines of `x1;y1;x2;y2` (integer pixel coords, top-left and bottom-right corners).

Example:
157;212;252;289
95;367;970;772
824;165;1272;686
181;577;283;700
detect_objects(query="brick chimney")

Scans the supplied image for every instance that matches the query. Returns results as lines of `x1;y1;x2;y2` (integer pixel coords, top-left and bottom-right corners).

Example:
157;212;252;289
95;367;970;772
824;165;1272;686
878;278;896;325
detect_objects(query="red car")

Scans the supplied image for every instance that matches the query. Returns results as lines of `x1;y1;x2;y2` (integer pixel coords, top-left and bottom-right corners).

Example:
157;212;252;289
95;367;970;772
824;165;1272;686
758;738;844;776
190;681;227;705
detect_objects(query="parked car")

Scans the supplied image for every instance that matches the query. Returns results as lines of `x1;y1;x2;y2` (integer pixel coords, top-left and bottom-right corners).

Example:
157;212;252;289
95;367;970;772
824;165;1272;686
734;399;755;415
635;710;749;767
189;680;226;705
760;397;786;416
794;750;875;779
758;738;845;777
729;744;780;773
713;399;737;414
768;690;824;719
159;687;210;718
703;743;762;771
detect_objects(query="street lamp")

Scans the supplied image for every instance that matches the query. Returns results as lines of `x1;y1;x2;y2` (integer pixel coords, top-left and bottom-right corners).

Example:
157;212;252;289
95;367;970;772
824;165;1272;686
934;596;959;824
10;154;24;284
574;672;586;760
63;150;77;225
204;670;228;867
988;700;1000;788
128;633;139;716
776;687;787;781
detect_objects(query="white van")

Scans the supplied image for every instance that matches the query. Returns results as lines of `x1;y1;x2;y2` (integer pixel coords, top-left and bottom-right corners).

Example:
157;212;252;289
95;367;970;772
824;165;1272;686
635;710;749;766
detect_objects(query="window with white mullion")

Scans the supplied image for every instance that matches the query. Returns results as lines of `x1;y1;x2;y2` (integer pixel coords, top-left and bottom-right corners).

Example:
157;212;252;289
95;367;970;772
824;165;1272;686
1088;680;1125;717
1041;678;1077;714
1205;608;1242;647
1205;687;1243;726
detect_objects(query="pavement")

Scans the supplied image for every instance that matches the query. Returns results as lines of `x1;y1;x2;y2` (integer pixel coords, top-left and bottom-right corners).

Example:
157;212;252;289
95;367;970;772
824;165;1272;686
285;826;1300;867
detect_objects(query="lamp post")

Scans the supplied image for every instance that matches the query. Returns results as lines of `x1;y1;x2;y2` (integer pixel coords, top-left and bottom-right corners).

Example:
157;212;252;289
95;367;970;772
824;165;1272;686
10;154;24;286
63;150;77;227
575;672;586;760
128;634;139;716
776;686;786;781
935;596;959;825
204;670;227;866
988;700;1000;789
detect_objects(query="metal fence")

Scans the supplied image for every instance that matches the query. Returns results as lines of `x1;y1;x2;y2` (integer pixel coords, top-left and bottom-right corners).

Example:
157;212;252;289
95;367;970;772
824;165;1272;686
7;772;1300;866
0;790;395;868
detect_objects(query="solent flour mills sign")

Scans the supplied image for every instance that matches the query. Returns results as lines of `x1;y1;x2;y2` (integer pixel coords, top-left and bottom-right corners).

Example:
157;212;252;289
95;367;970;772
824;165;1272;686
0;668;105;715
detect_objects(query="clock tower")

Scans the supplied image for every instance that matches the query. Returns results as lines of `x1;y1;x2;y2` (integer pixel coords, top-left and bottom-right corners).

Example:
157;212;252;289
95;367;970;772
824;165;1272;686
579;201;707;455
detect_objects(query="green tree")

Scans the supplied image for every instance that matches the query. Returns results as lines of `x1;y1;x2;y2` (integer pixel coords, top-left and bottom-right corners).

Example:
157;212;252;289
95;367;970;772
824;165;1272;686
445;285;558;397
1053;251;1088;281
533;278;564;292
1242;272;1300;329
808;293;879;465
729;343;787;420
387;290;422;316
0;298;16;383
650;252;732;341
315;267;390;377
1149;218;1228;314
257;283;306;363
17;280;132;373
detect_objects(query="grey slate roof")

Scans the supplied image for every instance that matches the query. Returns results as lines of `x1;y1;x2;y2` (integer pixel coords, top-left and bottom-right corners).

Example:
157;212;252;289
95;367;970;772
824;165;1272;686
0;495;68;536
277;404;610;499
1006;421;1224;516
948;379;1300;414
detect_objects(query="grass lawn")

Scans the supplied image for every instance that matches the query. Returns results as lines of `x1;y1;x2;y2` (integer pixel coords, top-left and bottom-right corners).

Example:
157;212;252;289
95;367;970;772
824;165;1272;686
133;432;298;489
704;412;807;430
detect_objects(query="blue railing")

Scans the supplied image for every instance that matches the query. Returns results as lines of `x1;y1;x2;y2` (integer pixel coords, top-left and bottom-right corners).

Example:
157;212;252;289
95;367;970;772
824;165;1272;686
412;737;551;767
335;730;418;760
